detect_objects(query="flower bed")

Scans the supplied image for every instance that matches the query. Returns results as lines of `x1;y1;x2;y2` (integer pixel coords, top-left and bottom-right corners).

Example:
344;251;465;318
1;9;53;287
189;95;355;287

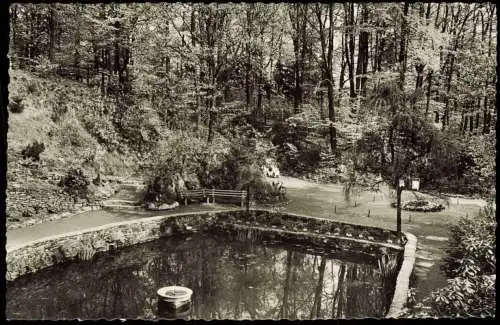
214;210;405;246
391;200;445;212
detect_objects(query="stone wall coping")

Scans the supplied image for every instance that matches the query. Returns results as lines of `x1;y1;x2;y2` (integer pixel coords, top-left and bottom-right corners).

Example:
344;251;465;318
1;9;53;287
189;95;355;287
6;209;243;253
7;207;403;253
255;208;402;234
224;222;404;251
386;232;418;318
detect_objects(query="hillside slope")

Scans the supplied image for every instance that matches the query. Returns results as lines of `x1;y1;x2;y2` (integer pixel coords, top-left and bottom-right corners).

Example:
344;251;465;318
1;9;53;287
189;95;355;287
6;69;142;229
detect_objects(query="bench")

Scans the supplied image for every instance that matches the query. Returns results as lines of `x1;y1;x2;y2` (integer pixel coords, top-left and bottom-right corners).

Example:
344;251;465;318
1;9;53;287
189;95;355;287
180;189;247;207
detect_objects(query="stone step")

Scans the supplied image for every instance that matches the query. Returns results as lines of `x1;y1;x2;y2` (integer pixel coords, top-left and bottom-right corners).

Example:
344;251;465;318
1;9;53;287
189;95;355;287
104;199;141;206
415;261;434;269
101;203;144;211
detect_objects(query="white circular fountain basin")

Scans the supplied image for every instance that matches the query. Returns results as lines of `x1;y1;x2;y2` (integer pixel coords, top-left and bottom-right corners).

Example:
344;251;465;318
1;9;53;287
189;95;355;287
157;286;193;308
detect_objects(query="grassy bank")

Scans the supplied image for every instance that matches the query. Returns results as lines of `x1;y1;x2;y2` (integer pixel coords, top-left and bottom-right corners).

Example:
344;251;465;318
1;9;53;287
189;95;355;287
6;69;142;229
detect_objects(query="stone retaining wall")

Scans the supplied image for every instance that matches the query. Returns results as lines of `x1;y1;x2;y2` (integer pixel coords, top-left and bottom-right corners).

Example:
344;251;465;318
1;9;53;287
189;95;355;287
6;209;411;295
6;210;220;281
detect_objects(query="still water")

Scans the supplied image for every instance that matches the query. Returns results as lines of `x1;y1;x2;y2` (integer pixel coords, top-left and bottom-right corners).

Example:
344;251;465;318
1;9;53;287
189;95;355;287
7;232;399;320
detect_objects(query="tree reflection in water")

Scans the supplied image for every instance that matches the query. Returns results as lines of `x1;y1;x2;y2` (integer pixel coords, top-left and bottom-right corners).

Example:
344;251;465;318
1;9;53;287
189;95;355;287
6;232;399;320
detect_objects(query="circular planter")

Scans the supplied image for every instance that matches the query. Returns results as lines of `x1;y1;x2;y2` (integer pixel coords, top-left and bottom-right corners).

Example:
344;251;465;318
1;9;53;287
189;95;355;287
391;200;445;212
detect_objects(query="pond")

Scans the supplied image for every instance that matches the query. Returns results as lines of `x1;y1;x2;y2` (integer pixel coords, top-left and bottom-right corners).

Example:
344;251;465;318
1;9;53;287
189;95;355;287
6;231;400;320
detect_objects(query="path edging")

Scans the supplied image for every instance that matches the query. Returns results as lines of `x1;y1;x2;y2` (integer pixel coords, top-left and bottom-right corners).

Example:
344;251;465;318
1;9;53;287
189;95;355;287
386;232;417;318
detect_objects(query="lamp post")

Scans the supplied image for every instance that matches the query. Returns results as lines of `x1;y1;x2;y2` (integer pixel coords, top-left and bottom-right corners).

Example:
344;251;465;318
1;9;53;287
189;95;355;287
396;176;420;233
396;178;404;233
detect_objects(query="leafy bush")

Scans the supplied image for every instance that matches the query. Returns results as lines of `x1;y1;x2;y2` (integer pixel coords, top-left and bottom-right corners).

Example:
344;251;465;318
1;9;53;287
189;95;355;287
143;174;179;205
427;275;495;317
22;210;32;219
57;117;95;148
270;214;283;226
113;100;160;153
253;179;287;204
58;168;90;201
407;205;496;317
276;141;321;174
9;95;25;113
21;141;45;161
443;205;496;278
50;94;68;123
26;80;38;94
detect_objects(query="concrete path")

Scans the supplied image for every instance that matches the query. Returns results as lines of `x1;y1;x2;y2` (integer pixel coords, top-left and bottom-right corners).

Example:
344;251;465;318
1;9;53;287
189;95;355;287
6;182;239;250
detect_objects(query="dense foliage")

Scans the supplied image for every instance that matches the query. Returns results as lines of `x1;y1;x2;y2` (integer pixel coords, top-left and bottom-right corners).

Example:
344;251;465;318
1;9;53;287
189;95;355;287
8;3;496;193
58;168;90;202
21;141;45;161
408;205;496;317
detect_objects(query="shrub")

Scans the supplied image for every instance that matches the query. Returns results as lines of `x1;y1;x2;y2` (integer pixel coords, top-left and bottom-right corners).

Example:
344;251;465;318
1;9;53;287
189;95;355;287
57;117;94;148
50;98;68;123
407;205;496;317
58;168;90;201
21;141;45;161
270;214;283;226
252;178;287;204
143;174;179;205
428;275;495;317
26;81;38;94
9;95;25;113
22;210;32;219
443;205;496;278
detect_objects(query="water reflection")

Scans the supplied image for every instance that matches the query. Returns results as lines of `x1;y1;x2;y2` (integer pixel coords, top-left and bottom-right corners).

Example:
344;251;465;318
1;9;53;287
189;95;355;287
7;232;399;320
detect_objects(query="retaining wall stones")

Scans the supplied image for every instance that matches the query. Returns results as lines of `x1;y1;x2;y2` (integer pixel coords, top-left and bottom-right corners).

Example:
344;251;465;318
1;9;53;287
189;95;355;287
6;209;411;290
6;210;222;281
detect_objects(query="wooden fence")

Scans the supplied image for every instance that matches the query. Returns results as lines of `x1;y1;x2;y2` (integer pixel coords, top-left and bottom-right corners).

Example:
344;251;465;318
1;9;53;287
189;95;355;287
180;189;247;207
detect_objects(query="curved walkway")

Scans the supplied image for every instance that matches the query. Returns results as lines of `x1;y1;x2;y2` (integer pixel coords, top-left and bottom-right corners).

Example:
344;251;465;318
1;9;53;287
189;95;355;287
6;205;235;249
6;176;487;302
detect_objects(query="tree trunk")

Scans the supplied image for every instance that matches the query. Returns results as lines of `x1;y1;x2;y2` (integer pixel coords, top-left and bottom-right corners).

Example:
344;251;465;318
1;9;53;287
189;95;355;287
424;71;433;117
207;103;215;143
396;185;402;233
356;4;369;96
310;256;327;319
415;63;425;90
328;81;337;155
442;50;455;131
48;5;55;62
399;3;409;90
435;3;441;28
442;4;449;33
280;250;293;319
101;49;105;96
462;112;468;134
348;3;356;99
336;265;347;318
426;3;432;22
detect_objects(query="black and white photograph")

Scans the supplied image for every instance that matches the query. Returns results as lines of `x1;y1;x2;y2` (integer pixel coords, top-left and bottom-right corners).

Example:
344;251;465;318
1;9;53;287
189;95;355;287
3;1;496;320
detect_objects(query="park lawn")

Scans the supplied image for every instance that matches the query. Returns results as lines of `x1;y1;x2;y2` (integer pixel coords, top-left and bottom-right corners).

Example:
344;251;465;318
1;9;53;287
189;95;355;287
274;176;486;301
277;176;483;237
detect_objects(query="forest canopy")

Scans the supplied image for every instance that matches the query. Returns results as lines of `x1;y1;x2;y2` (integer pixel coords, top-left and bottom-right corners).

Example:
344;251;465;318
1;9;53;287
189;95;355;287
8;2;497;198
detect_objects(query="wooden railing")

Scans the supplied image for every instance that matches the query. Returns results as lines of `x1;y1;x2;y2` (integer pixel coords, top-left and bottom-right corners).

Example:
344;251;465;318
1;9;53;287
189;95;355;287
180;189;247;207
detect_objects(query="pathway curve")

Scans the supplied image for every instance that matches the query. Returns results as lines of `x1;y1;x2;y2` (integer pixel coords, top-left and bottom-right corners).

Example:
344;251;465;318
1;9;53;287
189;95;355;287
6;182;238;250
